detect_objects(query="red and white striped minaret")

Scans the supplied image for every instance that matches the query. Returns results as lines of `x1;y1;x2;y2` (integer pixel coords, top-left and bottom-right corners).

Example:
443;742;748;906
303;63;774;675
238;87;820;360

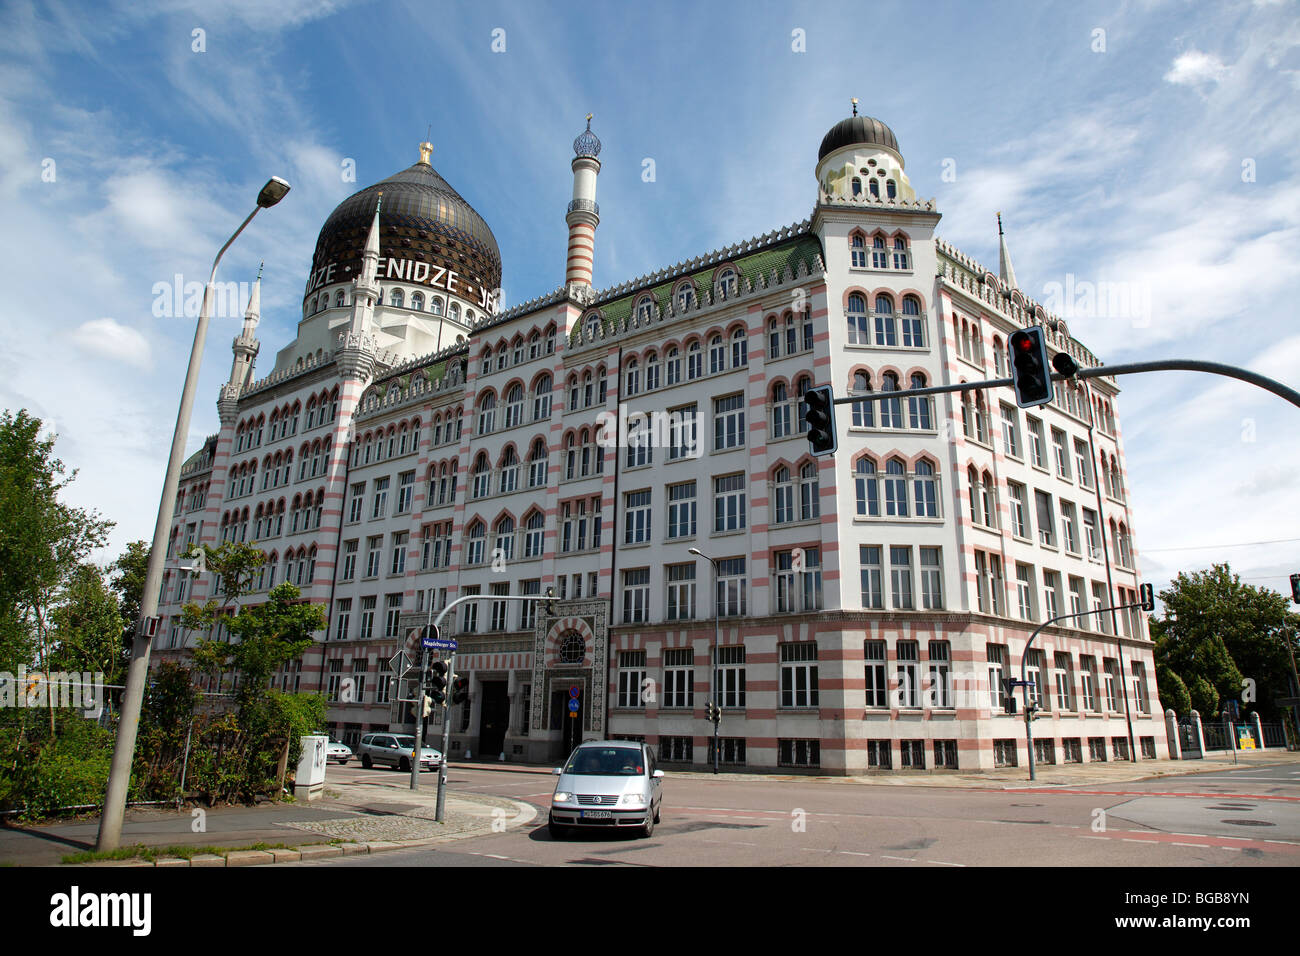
565;114;602;290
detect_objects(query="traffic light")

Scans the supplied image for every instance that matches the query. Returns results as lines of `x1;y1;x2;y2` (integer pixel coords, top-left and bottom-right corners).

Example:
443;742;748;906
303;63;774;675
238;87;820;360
1140;583;1154;612
1290;573;1300;605
1001;678;1017;715
544;586;558;618
426;660;448;705
1008;326;1053;408
451;675;469;706
803;384;837;457
705;701;722;724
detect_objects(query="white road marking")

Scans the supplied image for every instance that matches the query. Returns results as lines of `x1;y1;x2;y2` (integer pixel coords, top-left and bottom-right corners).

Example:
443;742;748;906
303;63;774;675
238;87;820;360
1173;843;1209;848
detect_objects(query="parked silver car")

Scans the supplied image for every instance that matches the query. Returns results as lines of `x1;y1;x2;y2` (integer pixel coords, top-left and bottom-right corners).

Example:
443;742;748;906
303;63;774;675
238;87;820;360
357;733;442;772
548;740;663;838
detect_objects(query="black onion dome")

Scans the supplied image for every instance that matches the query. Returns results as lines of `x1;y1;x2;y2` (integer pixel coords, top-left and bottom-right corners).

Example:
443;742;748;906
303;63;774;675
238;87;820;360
307;157;502;302
817;114;900;162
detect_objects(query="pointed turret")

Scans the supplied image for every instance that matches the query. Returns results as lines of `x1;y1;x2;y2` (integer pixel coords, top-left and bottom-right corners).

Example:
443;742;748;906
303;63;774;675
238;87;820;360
997;212;1018;290
348;192;382;337
565;114;602;296
228;263;262;389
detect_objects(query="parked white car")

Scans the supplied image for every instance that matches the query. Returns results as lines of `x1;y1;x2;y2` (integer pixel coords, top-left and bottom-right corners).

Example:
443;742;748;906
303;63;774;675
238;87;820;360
326;740;353;765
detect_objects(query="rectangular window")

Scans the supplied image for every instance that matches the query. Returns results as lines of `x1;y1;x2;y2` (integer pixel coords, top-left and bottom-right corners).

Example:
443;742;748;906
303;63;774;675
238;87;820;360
890;546;914;610
919;547;943;609
896;641;919;707
1015;563;1034;620
867;740;892;769
1083;509;1101;560
1000;404;1021;459
384;593;402;638
900;740;925;769
358;596;376;640
1027;418;1046;469
662;648;694;708
929;641;952;708
622;568;650;624
780;643;819;708
1080;656;1099;712
668;405;698;460
624;489;652;544
1089;737;1107;762
713;473;747;533
715;645;746;708
778;739;820;768
1008;482;1029;538
1074;438;1092;488
390;531;407;575
666;563;695;621
860;545;883;609
864;641;887;707
349;482;365;523
396;471;414;513
617;651;647;709
933;740;958;769
667;481;697;539
341;539;358;581
1051;428;1071;479
1054;652;1074;711
371;477;389;519
1034;490;1055;547
1060;501;1079;554
716;558;747;617
520;579;540;630
987;644;1006;709
365;536;382;578
713;394;746;451
775;547;822;612
490;582;509;631
1042;570;1061;619
333;598;351;641
994;739;1018;768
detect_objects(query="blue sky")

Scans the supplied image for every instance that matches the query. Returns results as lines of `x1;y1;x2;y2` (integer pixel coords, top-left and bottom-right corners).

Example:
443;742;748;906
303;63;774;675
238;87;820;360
2;0;1298;595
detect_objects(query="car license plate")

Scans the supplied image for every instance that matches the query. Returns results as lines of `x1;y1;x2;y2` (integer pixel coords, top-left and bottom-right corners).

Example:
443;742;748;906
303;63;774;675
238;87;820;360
581;810;613;819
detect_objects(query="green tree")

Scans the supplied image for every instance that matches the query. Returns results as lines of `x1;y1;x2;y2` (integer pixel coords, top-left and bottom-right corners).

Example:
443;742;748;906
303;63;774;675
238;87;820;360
1155;664;1191;715
109;539;149;638
1150;563;1300;718
0;410;113;672
48;563;126;683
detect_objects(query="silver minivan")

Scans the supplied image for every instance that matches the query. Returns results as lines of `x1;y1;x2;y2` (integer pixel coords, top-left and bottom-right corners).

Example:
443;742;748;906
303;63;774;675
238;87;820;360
548;741;663;838
357;733;442;772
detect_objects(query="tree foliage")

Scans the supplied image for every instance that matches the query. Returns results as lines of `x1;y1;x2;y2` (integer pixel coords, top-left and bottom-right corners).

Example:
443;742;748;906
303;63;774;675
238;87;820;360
0;410;113;671
1151;563;1300;718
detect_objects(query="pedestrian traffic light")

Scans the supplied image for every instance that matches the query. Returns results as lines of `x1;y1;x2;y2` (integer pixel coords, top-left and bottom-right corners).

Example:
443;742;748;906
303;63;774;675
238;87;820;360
1140;583;1154;612
426;660;448;705
1290;573;1300;605
451;675;469;705
803;384;837;457
1008;326;1053;408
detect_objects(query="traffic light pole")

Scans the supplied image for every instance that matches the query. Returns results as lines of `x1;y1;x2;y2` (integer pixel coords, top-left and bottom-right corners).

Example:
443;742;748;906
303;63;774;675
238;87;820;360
1020;594;1150;781
408;644;430;792
828;359;1300;411
423;592;559;822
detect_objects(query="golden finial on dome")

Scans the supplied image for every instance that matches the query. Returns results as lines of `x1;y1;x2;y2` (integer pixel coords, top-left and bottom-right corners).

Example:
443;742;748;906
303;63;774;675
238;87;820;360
418;141;434;165
851;97;858;116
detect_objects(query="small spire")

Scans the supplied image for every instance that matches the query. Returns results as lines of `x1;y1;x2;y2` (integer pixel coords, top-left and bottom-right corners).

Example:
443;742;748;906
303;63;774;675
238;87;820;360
364;192;382;259
851;97;858;117
997;212;1018;290
244;267;261;324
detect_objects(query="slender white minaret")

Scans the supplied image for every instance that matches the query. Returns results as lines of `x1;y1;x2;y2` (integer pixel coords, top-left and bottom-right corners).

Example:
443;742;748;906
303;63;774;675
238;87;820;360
565;115;602;291
228;263;262;389
348;192;383;336
997;211;1018;290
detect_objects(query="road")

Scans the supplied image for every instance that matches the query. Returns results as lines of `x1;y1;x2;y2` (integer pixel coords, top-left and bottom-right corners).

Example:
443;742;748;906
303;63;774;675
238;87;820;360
292;761;1300;867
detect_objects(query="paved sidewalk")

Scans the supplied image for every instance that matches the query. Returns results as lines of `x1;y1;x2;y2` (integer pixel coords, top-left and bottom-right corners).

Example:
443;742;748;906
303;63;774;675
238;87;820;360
0;771;537;867
449;749;1298;788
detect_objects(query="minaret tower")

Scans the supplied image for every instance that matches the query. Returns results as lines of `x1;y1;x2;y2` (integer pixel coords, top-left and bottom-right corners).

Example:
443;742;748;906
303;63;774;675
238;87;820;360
338;193;383;380
565;115;602;294
227;262;262;391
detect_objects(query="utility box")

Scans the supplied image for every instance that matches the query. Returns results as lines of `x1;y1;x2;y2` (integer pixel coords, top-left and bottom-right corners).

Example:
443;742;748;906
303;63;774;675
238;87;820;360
294;735;329;801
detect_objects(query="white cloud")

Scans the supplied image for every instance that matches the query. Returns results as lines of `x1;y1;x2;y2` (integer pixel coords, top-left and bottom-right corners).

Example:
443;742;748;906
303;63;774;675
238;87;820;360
68;318;153;368
1164;49;1229;86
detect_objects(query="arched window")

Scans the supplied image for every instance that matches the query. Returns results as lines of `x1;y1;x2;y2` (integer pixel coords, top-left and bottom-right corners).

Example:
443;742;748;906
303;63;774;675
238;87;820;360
500;446;519;493
880;372;903;429
709;335;725;374
533;375;552;420
676;283;695;312
717;269;737;299
855;458;879;517
850;233;866;268
472;453;491;499
968;466;981;525
585;314;601;339
477;392;496;435
513;337;525;365
449;302;461;322
771;383;791;438
411;291;424;311
884;458;908;516
504;384;524;428
645;351;660;391
636;297;654;323
731;327;748;367
850;371;874;428
430;296;444;315
908;373;933;430
768;318;780;359
874;295;897;347
524;511;545;558
495;516;515;561
666;347;681;385
390;289;404;307
335;290;346;308
914;460;938;517
993;337;1006;377
496;344;509;372
624;358;640;397
871;234;886;267
687;341;702;380
981;470;996;529
773;466;794;523
851;177;862;197
466;521;486;565
847;293;869;345
901;296;923;347
800;462;820;521
529;438;549;487
565;433;577;480
869;178;880;199
528;330;540;358
886;180;897;201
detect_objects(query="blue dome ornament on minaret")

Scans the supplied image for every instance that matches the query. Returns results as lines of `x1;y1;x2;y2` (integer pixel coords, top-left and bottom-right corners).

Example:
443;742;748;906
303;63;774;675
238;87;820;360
573;114;601;158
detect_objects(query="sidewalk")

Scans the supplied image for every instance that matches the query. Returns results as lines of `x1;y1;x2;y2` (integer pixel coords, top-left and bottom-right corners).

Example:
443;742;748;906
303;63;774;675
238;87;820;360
0;770;537;867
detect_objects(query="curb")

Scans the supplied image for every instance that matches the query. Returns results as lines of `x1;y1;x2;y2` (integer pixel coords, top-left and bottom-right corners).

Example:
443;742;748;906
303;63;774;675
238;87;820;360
71;793;539;868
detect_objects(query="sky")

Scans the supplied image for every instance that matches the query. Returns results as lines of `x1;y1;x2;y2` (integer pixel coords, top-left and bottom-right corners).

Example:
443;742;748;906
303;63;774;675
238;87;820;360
1;0;1298;599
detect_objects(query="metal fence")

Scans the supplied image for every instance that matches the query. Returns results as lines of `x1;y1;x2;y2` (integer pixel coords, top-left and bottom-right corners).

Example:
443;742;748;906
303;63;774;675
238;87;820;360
1260;721;1287;748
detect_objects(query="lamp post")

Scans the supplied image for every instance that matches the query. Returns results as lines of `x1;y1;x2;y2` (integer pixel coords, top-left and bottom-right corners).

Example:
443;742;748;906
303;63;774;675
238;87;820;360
96;177;290;851
689;548;721;774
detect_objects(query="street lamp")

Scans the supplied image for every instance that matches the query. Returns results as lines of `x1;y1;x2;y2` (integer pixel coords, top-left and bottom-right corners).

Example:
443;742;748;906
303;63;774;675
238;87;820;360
96;177;290;851
689;548;722;774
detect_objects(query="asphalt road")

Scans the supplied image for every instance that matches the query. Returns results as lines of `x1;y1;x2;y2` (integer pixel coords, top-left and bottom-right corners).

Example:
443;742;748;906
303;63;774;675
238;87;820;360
292;761;1300;867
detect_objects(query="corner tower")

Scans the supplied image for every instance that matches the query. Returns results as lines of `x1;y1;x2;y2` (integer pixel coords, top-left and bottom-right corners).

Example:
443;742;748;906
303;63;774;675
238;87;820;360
564;115;602;293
